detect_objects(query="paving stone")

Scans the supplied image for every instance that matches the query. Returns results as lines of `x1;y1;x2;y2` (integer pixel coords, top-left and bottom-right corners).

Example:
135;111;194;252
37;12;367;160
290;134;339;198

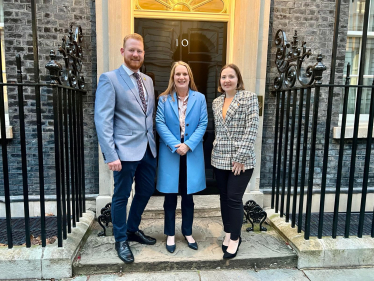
88;271;199;281
63;276;88;281
200;269;308;281
303;268;374;281
73;217;297;275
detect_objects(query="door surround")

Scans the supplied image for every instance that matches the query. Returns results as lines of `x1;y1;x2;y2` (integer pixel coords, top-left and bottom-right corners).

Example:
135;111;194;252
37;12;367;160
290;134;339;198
95;0;272;215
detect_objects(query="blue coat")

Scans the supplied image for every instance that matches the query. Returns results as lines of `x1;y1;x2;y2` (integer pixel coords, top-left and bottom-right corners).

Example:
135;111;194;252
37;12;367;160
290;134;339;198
156;90;208;194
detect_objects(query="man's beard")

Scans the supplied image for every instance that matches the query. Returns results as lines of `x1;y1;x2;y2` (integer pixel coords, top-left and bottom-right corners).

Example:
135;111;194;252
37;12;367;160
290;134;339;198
124;57;144;70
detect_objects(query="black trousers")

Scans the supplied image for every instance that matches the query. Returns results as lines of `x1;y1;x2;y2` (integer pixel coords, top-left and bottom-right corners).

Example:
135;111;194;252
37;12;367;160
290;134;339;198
164;151;194;236
214;168;254;240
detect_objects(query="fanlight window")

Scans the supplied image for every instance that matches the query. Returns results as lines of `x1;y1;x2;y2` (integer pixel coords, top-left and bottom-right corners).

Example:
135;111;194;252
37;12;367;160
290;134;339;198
135;0;228;13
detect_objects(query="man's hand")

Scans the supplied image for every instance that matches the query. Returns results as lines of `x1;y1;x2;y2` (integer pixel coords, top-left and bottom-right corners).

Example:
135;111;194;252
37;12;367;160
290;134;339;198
175;143;189;156
108;159;122;171
232;161;245;176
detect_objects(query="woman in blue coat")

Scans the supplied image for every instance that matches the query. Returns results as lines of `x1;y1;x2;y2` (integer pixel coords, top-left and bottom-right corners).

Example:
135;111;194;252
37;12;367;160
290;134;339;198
156;61;208;253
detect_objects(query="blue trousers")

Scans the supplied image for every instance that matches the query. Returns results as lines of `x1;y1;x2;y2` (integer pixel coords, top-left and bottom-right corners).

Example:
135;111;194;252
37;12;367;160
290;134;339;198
163;153;194;236
112;146;157;242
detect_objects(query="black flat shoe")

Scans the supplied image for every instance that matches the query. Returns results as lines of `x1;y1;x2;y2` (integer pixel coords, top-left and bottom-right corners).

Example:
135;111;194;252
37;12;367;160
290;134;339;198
223;237;241;259
166;236;176;253
184;235;198;250
115;241;134;264
127;230;156;245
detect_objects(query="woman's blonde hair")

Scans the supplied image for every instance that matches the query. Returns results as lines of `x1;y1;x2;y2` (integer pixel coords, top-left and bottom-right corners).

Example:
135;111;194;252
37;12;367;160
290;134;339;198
159;61;198;101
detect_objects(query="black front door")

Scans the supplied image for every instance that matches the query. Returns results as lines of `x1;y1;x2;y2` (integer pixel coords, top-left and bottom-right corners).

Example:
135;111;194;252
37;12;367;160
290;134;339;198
135;18;227;194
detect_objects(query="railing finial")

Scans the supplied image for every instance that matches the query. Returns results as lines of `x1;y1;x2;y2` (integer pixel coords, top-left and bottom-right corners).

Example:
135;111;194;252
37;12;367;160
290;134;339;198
45;50;62;85
313;54;326;85
45;25;84;89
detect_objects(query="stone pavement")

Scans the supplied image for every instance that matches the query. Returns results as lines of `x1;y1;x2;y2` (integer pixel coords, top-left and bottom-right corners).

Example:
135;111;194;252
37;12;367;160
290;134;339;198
73;216;297;275
61;267;374;281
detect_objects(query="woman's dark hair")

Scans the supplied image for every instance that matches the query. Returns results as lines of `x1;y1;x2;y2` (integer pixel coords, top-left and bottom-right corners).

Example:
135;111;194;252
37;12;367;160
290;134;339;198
217;64;245;93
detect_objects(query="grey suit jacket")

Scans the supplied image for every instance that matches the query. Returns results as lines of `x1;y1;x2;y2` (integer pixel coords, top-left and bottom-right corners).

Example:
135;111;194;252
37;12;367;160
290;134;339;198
94;66;157;163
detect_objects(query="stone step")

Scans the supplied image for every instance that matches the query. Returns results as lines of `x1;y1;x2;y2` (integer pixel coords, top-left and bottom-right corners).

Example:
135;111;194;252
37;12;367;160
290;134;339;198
73;217;297;275
142;195;221;219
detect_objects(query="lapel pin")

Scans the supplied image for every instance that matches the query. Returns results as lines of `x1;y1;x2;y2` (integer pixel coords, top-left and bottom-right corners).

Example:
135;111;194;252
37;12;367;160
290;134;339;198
143;77;146;81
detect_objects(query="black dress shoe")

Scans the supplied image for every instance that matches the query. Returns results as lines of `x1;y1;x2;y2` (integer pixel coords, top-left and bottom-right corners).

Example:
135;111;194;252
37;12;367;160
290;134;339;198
166;236;176;253
223;236;241;252
184;235;198;250
115;241;134;264
223;237;241;259
222;244;228;253
127;230;156;245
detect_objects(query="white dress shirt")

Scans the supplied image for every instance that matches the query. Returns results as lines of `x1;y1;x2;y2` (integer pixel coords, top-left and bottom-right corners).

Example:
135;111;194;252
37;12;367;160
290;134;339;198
122;64;148;105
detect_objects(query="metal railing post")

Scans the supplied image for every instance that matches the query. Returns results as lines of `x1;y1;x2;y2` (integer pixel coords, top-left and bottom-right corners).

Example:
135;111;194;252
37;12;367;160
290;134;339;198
298;87;312;233
357;79;374;238
305;86;320;240
271;91;280;209
286;89;297;222
0;33;13;248
16;55;31;247
276;91;285;213
292;88;304;228
281;90;291;217
332;64;351;238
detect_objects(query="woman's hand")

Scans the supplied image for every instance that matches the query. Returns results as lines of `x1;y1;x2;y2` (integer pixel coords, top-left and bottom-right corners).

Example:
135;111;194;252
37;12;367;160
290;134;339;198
232;161;245;176
175;143;190;156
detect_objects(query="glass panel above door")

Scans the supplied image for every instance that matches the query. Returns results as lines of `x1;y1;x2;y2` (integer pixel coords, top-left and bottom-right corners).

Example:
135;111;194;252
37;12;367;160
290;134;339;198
135;0;227;13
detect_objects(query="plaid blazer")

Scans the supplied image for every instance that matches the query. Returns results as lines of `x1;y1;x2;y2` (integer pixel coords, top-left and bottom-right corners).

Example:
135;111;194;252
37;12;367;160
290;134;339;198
211;90;259;170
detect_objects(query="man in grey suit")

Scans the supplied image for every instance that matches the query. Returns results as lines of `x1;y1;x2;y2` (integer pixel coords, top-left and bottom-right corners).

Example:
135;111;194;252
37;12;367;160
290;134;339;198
94;33;157;264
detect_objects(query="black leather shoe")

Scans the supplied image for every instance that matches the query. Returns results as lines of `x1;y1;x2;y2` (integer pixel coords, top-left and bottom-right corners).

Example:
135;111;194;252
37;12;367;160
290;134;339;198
166;236;176;253
127;230;156;245
223;237;241;259
223;236;241;252
184;235;198;250
222;244;228;253
115;241;134;264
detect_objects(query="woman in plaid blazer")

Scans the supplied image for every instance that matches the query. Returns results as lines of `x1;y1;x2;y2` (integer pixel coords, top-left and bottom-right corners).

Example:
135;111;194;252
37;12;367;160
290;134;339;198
211;64;259;259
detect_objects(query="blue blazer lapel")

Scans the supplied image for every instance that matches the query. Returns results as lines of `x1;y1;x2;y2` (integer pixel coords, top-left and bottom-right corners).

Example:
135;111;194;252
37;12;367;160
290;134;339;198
168;92;179;119
186;89;196;118
118;66;145;113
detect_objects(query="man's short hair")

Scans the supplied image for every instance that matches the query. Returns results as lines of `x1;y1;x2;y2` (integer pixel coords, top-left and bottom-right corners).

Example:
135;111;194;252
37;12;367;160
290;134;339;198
123;33;144;48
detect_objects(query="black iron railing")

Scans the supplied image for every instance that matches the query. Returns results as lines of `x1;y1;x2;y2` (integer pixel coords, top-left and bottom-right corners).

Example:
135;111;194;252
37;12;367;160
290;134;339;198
272;80;374;239
0;1;86;248
271;19;374;240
